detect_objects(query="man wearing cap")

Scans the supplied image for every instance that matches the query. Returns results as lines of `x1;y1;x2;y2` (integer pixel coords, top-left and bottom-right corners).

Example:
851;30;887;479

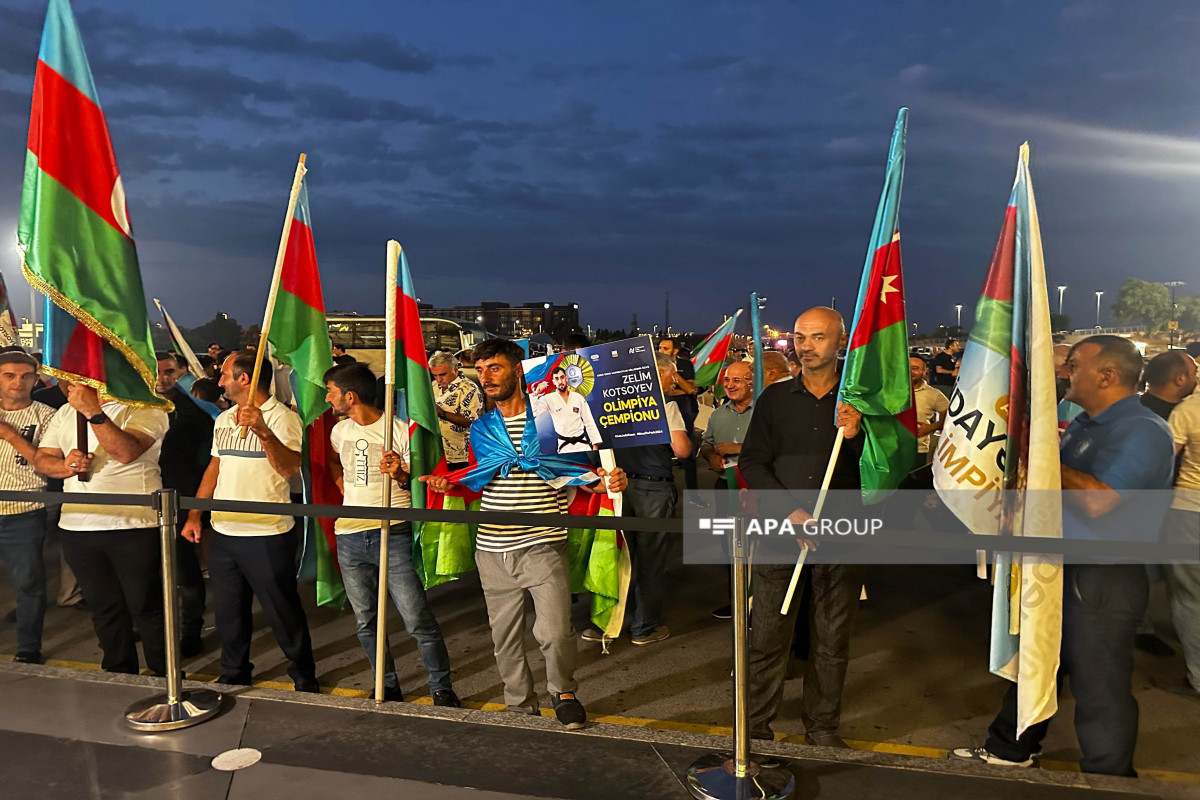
34;379;170;676
0;348;57;664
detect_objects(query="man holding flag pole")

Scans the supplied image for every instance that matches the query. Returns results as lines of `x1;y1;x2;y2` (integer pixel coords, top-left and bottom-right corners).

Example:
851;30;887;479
948;146;1175;777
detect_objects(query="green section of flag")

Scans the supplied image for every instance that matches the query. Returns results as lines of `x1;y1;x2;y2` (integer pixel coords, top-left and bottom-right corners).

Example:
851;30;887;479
314;512;346;608
969;295;1013;358
694;360;723;387
270;289;334;425
842;320;917;503
417;494;478;589
20;157;164;407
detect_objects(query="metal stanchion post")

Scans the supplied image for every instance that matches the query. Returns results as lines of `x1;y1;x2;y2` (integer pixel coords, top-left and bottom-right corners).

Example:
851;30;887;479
125;489;223;731
687;517;794;800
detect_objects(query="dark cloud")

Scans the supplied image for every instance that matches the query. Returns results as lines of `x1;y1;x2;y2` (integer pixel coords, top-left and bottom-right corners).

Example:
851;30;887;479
176;25;437;74
678;54;745;71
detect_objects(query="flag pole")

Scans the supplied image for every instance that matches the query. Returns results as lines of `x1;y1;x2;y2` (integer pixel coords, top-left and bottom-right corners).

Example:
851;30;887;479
375;239;401;704
240;153;307;438
780;426;844;615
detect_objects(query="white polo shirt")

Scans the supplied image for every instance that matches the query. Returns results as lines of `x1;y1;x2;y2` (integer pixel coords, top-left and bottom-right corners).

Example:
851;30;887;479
210;397;304;536
329;414;411;534
42;402;169;531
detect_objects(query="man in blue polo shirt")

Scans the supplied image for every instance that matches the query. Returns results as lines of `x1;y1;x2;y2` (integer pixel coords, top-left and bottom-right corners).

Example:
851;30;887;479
953;335;1175;777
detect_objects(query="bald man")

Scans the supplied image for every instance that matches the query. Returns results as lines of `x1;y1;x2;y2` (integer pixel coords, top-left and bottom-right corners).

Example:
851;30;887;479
760;351;792;388
738;306;864;748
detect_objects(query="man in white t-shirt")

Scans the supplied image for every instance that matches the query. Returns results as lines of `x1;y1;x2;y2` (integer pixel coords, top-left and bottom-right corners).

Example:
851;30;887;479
533;367;602;453
323;363;459;706
0;348;58;664
35;380;169;676
1158;375;1200;700
181;350;318;692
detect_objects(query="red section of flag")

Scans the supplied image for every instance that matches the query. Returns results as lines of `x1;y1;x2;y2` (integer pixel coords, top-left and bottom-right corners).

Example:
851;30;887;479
279;219;324;311
983;207;1017;302
60;323;106;380
848;235;905;351
27;61;127;238
397;289;430;367
701;334;732;368
309;411;343;574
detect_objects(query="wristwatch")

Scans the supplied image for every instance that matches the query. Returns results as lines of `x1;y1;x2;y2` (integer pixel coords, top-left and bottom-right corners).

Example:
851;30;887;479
87;412;108;425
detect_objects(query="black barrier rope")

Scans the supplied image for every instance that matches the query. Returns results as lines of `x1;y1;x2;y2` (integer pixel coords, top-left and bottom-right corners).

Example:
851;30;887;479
0;489;681;533
0;489;1192;560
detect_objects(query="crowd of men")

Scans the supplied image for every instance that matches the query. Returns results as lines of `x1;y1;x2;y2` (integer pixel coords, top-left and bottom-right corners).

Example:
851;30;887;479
0;315;1196;775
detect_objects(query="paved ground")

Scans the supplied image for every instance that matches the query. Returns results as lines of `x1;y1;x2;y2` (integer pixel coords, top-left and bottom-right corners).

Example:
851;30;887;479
0;663;1191;800
2;525;1198;788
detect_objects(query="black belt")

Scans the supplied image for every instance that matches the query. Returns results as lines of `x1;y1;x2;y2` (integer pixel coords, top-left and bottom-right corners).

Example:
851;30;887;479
627;474;672;482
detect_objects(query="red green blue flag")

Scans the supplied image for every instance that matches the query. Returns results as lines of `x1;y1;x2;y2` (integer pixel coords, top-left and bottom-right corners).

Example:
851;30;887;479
267;177;334;426
691;310;743;387
933;144;1063;735
839;108;918;503
391;249;452;588
19;0;167;409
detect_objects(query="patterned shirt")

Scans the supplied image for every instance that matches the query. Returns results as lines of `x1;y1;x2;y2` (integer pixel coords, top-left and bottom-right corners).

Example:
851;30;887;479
433;373;483;463
0;401;56;515
476;412;570;553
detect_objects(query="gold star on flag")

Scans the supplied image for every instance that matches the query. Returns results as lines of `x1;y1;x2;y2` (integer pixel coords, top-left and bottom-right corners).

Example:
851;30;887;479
880;274;899;303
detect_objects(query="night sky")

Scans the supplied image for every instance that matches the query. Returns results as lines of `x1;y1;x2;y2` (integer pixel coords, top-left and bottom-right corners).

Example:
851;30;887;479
1;0;1198;336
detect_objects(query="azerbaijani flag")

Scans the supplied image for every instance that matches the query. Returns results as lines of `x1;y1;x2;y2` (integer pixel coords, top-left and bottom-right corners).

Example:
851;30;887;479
266;176;334;426
839;108;917;503
390;247;450;588
691;310;743;387
933;144;1062;735
19;0;166;409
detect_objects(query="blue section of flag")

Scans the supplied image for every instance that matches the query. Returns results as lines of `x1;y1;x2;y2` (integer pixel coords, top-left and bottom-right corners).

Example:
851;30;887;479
38;0;99;104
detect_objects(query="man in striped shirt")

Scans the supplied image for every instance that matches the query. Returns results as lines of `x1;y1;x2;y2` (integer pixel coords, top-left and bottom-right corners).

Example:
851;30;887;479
423;339;626;729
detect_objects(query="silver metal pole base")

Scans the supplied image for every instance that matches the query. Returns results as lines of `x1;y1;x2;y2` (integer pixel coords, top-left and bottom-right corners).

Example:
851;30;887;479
124;689;224;732
686;754;795;800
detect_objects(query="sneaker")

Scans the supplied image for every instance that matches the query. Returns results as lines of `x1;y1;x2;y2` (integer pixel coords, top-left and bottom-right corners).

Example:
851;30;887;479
711;604;733;620
551;693;587;729
631;626;670;646
949;746;1036;768
383;685;405;703
1135;634;1176;657
432;690;462;708
580;628;607;643
12;651;42;664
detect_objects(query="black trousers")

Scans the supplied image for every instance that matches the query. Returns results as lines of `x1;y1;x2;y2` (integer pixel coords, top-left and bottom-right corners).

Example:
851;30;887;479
208;527;317;684
176;508;206;641
984;564;1148;777
62;528;166;675
749;562;864;738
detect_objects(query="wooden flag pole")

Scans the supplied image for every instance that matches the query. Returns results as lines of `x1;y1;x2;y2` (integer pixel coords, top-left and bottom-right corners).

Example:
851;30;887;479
240;153;307;438
781;425;845;615
375;239;401;704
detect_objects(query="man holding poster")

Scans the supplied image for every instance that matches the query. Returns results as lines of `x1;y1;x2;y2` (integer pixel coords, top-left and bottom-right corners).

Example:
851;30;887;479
422;339;628;729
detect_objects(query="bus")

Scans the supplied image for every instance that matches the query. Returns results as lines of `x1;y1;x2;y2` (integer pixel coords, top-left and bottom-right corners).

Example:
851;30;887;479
327;314;491;375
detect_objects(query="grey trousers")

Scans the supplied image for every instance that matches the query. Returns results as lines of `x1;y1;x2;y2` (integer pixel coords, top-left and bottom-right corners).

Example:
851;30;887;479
1163;509;1200;691
476;542;578;713
748;562;864;739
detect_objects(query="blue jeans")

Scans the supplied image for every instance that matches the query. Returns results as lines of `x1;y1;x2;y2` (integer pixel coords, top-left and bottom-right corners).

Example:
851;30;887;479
622;479;678;637
0;509;48;653
337;526;453;693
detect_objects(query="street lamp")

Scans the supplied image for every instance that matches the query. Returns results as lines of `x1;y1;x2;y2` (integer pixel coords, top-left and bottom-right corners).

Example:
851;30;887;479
955;304;962;329
1056;285;1067;317
1094;291;1103;328
1163;281;1185;346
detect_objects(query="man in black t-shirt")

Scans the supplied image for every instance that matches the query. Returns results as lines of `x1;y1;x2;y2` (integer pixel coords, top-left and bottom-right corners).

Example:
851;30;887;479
931;339;961;393
659;337;698;490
